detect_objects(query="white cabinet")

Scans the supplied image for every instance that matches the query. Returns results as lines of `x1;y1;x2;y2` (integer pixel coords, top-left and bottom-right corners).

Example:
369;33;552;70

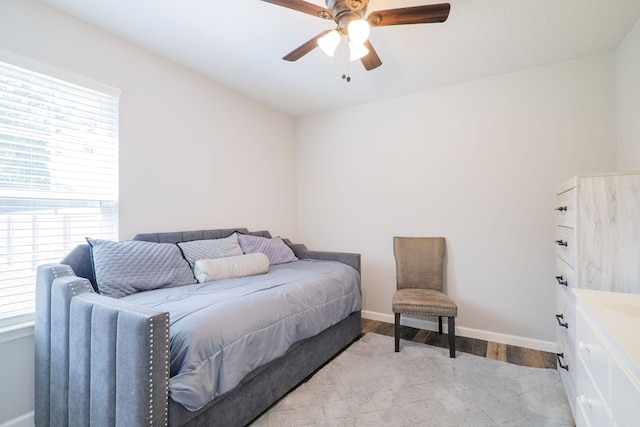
574;289;640;427
555;173;640;419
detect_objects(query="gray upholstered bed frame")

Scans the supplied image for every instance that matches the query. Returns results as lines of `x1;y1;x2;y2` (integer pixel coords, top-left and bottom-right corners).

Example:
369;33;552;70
35;228;361;426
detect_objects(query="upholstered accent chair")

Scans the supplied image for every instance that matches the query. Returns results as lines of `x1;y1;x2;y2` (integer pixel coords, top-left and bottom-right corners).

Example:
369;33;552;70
392;236;458;358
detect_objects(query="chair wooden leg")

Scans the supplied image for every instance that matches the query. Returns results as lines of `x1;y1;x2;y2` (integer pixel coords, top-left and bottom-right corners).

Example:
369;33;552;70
394;313;401;352
448;316;456;358
438;316;443;334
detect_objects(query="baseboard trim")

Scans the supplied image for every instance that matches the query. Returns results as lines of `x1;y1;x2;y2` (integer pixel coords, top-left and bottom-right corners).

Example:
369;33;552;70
362;310;559;353
0;411;34;427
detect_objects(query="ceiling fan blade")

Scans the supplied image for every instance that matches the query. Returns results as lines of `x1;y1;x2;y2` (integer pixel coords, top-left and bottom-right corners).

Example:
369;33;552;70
261;0;333;19
367;3;450;27
283;30;331;61
361;40;382;71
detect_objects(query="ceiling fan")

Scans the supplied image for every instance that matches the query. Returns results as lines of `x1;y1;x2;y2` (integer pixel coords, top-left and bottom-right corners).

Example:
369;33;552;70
261;0;451;72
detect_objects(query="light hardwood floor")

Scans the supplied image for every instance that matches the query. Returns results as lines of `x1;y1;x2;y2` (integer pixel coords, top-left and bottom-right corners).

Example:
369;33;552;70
361;318;557;369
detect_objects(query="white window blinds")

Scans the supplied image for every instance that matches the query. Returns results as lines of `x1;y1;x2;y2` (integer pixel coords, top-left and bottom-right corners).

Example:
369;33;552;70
0;58;119;324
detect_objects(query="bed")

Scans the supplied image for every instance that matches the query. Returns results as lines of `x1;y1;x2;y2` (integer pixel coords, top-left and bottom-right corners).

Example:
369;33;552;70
34;228;362;426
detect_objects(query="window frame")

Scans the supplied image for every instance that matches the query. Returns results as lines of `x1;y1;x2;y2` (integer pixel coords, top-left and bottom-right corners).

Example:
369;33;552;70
0;50;120;328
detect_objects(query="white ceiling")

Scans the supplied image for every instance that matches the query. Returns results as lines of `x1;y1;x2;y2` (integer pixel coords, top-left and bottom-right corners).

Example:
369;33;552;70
42;0;640;117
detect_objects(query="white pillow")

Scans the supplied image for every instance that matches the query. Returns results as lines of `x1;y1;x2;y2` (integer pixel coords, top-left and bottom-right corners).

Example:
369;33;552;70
193;253;269;283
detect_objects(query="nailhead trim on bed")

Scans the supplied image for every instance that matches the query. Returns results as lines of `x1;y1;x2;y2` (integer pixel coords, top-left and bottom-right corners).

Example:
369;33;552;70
164;313;170;426
147;313;170;427
51;265;74;280
150;318;155;426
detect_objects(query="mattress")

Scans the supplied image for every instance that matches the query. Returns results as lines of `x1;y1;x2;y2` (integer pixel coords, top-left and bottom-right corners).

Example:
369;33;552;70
122;259;361;411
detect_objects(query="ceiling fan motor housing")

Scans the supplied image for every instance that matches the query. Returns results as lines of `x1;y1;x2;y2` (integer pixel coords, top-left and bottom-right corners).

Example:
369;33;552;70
325;0;368;32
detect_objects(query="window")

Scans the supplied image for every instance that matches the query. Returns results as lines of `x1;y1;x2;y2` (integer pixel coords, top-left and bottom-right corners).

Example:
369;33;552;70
0;54;119;325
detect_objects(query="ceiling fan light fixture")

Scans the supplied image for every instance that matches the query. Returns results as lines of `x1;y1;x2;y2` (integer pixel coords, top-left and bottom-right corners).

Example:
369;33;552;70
347;18;370;44
264;0;452;72
349;40;369;61
318;29;341;57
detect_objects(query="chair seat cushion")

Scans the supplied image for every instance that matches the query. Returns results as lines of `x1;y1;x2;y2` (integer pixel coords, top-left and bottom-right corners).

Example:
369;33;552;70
392;288;457;317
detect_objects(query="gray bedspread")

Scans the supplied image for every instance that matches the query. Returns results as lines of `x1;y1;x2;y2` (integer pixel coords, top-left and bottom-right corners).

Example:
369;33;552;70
122;259;361;411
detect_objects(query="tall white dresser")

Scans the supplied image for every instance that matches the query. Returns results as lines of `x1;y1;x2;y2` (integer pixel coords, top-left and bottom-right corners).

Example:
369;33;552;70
554;173;640;419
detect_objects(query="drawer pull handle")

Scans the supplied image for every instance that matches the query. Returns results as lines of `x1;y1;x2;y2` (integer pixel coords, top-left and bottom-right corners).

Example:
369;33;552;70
556;206;568;212
556;353;569;371
555;314;568;328
555;239;568;247
555;275;568;286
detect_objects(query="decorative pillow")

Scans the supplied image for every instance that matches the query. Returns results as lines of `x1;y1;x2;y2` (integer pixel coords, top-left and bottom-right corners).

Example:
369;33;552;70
87;238;197;298
237;234;298;265
193;253;269;283
177;234;243;267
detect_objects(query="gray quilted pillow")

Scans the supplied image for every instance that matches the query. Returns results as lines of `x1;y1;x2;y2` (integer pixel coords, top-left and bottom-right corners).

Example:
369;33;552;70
87;238;197;298
177;233;244;267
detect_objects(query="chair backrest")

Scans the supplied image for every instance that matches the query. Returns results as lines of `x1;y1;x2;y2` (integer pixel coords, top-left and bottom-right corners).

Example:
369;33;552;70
393;236;445;291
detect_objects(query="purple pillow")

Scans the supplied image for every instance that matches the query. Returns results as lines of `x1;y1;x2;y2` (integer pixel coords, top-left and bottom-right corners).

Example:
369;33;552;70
237;234;298;265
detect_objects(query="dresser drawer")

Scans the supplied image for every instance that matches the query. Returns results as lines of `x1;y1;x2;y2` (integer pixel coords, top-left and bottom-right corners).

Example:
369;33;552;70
576;355;613;427
556;287;575;344
576;307;611;404
555;256;576;289
557;350;576;414
556;188;576;228
611;354;640;427
555;226;575;266
557;331;576;390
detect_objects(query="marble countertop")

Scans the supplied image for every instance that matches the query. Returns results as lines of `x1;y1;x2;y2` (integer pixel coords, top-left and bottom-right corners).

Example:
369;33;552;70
574;288;640;377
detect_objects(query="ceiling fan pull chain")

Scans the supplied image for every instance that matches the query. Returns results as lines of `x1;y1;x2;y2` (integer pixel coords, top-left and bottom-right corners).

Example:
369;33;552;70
340;36;351;82
342;62;351;82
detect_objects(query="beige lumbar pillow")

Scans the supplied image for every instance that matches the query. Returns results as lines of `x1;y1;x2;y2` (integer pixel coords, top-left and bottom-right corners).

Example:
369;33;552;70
193;253;269;283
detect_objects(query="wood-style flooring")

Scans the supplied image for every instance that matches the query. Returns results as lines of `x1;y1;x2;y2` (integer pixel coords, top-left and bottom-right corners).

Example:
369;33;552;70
361;318;557;369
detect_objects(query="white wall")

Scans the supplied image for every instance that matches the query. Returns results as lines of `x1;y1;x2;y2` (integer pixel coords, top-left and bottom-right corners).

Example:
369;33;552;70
0;0;296;424
0;0;297;241
297;53;617;349
616;17;640;171
0;331;34;427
